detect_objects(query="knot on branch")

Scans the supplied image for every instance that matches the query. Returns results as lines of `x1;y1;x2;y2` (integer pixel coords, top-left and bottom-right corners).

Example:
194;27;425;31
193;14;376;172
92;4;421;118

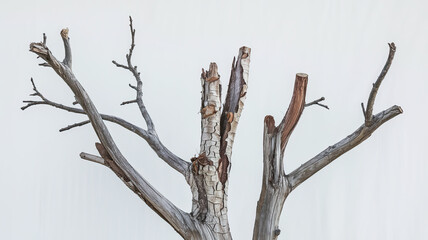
201;105;217;118
264;115;276;134
191;153;213;174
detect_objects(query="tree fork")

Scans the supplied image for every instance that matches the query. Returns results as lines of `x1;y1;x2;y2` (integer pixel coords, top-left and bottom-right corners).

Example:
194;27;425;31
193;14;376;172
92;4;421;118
24;17;402;240
192;47;251;238
253;43;402;239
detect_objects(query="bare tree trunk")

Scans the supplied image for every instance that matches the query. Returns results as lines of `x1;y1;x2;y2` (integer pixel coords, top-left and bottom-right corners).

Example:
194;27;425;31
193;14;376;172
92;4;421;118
23;18;401;240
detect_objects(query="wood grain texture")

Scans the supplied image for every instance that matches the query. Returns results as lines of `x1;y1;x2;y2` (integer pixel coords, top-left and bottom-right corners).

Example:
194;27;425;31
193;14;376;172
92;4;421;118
253;43;402;240
25;21;402;240
29;30;196;239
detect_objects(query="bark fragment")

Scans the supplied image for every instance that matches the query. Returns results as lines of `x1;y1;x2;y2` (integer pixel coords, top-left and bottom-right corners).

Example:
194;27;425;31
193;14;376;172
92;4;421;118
191;153;213;174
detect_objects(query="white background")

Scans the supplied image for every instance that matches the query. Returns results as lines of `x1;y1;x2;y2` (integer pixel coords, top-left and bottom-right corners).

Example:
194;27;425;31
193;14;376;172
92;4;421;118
1;0;427;239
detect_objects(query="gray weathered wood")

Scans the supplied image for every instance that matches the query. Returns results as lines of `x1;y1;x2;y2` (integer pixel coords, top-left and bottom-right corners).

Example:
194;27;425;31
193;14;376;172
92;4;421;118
24;18;402;240
253;43;401;240
29;29;197;239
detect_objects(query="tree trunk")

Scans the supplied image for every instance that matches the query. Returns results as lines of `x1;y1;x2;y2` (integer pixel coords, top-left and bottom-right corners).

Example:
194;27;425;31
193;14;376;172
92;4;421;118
23;19;402;240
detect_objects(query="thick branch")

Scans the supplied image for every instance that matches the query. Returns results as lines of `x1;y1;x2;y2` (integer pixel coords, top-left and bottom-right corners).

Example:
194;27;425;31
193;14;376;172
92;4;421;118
278;73;308;152
218;46;251;186
253;43;401;239
29;30;193;237
288;105;402;190
365;42;396;124
252;74;307;240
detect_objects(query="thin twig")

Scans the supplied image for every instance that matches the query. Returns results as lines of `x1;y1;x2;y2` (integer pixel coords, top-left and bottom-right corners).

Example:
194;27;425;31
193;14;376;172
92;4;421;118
28;78;47;101
361;102;366;117
22;79;147;137
112;16;155;132
112;60;129;70
121;99;137;105
129;84;137;91
127;16;136;61
59;120;91;132
365;42;396;125
42;33;47;47
39;62;51;67
305;97;329;110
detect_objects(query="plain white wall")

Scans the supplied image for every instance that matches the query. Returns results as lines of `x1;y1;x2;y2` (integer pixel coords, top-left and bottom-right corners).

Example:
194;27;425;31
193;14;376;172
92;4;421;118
1;0;427;239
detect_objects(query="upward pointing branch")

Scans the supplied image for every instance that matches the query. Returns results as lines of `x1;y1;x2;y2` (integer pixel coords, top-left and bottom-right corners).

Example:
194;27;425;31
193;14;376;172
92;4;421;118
278;73;308;152
288;43;401;190
60;28;72;69
29;29;193;238
218;46;251;186
111;17;189;178
365;42;396;125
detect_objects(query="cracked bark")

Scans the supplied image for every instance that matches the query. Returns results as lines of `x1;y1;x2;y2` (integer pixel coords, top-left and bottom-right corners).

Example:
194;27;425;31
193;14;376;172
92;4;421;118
23;18;402;240
190;47;251;239
25;20;251;240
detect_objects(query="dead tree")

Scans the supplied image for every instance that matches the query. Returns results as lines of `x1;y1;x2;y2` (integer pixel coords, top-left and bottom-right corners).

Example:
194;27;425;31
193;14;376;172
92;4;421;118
23;18;402;240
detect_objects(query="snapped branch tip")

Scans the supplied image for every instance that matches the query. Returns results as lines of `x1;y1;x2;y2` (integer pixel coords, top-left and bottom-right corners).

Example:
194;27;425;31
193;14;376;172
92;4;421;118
60;28;69;39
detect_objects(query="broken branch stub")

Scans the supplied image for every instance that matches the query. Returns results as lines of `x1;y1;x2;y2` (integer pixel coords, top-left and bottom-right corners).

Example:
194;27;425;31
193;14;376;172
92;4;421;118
279;73;308;152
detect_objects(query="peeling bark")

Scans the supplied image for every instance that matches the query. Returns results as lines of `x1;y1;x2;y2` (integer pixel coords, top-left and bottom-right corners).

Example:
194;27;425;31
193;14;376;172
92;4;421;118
219;47;251;187
192;48;251;239
23;18;402;240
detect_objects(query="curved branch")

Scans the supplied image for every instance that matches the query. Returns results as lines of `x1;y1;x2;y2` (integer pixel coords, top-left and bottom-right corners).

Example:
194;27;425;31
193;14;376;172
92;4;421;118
287;105;402;190
288;43;399;191
29;30;193;236
365;42;396;124
22;79;190;177
253;43;402;239
278;73;308;152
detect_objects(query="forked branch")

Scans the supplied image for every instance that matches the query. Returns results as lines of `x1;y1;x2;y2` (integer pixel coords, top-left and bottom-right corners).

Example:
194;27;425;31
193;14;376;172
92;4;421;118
287;105;402;190
253;43;402;240
278;73;308;152
287;43;401;190
112;16;155;132
305;97;329;109
364;42;396;125
25;24;190;177
28;29;193;237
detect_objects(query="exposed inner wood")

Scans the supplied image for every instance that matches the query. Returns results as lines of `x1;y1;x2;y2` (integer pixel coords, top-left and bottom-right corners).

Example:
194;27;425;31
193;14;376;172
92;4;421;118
218;47;249;187
26;23;402;240
279;73;308;151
